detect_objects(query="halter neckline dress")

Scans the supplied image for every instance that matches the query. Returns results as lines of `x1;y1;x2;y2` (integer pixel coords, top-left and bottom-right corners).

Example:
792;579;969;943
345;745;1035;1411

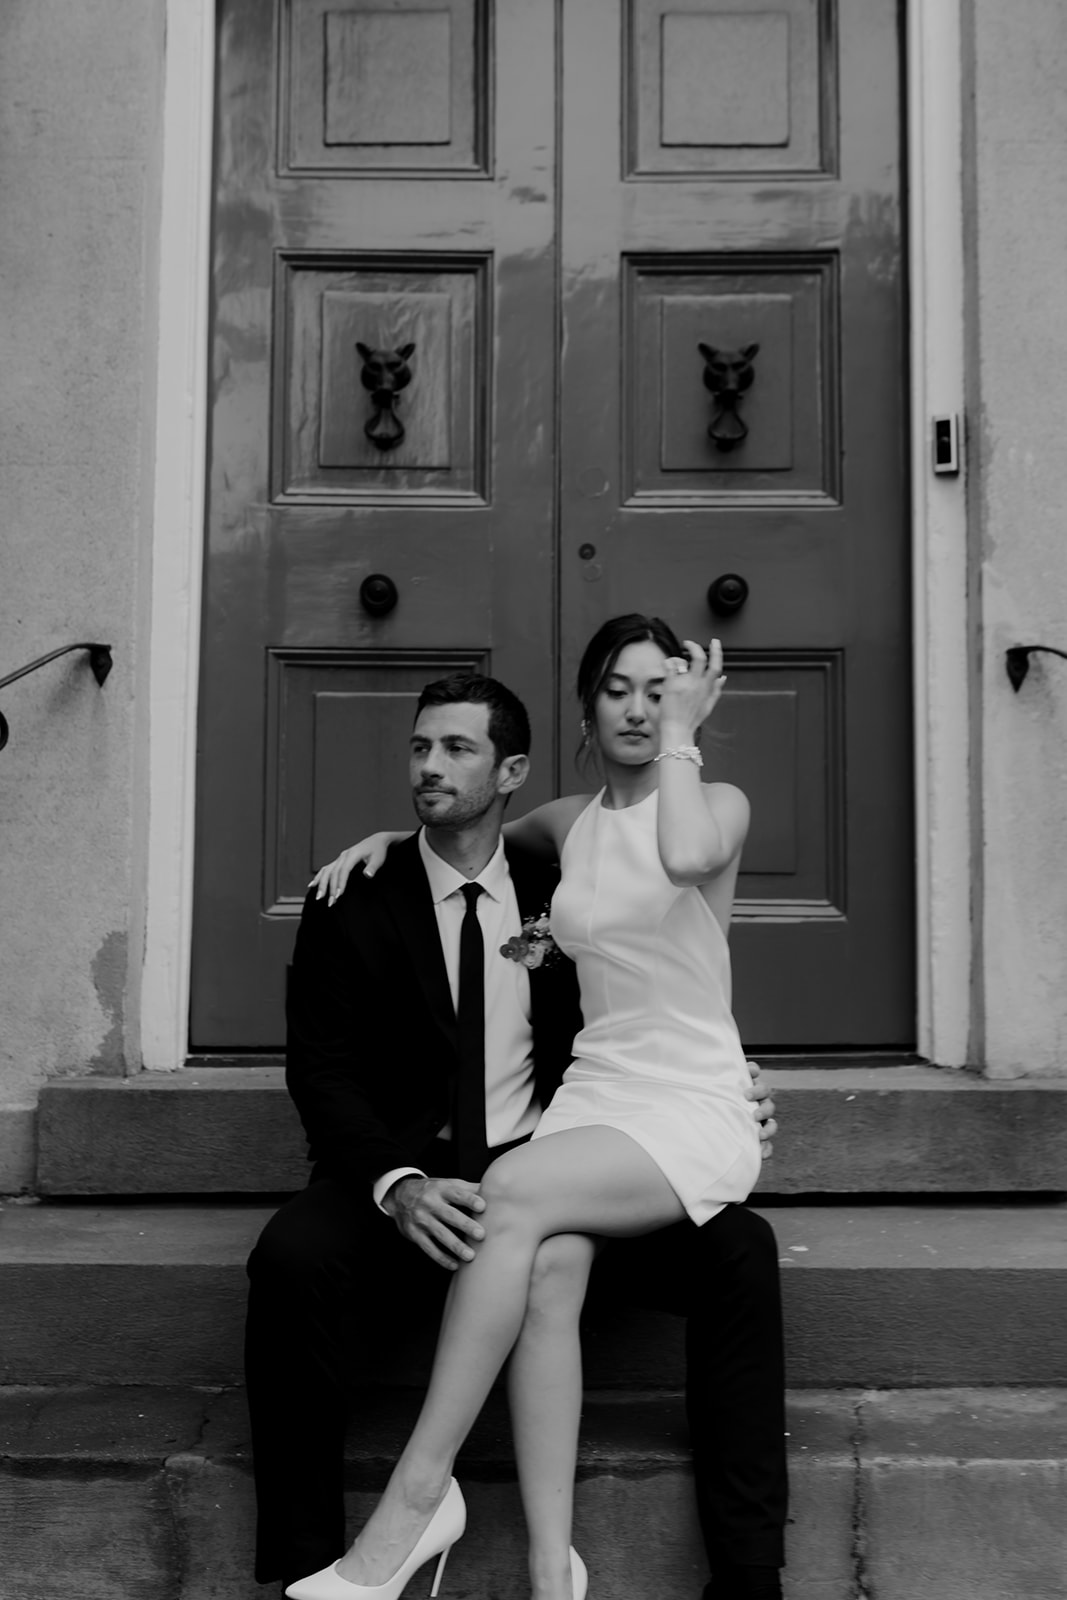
530;786;760;1225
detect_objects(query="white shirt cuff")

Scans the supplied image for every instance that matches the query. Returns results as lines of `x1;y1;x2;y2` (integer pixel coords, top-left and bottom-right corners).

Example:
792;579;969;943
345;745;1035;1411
373;1166;427;1213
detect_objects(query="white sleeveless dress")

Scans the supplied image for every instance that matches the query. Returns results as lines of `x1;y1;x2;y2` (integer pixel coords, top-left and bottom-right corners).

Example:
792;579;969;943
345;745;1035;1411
530;787;761;1225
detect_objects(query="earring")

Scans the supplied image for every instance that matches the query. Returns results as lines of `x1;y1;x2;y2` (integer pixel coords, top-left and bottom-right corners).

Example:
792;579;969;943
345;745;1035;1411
580;718;591;744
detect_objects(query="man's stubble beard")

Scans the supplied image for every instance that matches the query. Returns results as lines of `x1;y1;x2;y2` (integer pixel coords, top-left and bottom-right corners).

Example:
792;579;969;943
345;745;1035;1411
412;780;500;833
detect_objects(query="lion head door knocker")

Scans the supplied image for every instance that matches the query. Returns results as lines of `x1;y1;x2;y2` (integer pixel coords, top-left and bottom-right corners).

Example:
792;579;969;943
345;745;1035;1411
698;342;760;453
356;340;415;452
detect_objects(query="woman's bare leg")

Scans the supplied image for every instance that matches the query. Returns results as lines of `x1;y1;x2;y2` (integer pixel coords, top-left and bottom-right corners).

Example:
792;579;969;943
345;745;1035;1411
336;1128;684;1596
508;1234;596;1600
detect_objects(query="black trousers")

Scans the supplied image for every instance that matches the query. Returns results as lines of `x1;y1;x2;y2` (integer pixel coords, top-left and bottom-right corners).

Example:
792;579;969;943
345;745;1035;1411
245;1153;787;1586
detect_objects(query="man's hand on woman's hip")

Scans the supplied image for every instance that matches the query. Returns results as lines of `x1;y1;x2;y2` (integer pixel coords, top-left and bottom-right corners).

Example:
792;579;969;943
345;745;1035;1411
745;1059;778;1162
381;1174;487;1269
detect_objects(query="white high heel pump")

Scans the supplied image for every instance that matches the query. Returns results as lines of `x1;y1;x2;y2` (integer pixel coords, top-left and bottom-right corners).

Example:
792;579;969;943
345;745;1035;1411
570;1548;588;1600
285;1479;467;1600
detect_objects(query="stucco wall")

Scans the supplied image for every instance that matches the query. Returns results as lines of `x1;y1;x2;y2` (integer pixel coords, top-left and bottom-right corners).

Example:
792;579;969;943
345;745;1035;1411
0;0;165;1186
967;0;1067;1075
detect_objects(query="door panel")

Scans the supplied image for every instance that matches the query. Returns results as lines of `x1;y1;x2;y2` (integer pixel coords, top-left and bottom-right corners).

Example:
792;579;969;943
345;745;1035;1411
192;0;557;1045
558;0;912;1047
278;255;489;496
282;0;490;175
626;256;838;500
629;0;831;178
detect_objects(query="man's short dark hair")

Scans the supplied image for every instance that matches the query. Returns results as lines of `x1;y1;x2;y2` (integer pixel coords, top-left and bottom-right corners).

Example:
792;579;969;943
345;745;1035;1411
415;673;531;763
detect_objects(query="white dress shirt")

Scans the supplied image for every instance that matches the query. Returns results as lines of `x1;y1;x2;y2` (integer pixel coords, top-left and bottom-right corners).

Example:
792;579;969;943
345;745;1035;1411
372;829;540;1209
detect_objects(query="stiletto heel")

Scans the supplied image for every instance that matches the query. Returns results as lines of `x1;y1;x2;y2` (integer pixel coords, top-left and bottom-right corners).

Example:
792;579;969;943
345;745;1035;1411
570;1548;588;1600
428;1545;450;1599
285;1479;467;1600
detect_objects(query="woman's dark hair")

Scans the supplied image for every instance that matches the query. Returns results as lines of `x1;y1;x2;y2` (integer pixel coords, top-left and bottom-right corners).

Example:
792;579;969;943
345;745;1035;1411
576;613;686;726
415;673;531;762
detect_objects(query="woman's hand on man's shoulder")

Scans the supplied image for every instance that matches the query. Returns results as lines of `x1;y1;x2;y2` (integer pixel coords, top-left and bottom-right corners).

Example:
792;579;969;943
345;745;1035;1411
309;831;407;905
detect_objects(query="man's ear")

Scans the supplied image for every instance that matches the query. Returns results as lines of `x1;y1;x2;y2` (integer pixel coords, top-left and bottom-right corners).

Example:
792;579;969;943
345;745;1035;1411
497;753;530;796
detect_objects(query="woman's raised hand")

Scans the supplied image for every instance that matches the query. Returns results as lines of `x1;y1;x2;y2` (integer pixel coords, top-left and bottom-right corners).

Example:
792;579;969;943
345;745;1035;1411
659;638;728;739
308;832;398;904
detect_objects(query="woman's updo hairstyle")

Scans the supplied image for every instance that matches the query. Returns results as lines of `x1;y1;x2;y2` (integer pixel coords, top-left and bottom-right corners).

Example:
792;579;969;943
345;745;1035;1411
576;613;686;752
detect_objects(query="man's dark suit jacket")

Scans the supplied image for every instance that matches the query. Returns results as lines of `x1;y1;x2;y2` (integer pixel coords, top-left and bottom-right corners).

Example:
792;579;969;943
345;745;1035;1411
286;833;584;1193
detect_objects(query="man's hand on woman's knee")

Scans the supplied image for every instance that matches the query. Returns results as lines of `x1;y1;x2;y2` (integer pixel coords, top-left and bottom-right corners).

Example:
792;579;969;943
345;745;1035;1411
381;1174;487;1269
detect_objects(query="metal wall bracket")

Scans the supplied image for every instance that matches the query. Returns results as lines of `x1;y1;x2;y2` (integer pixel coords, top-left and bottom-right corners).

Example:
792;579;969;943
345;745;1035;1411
0;642;113;751
1005;644;1067;692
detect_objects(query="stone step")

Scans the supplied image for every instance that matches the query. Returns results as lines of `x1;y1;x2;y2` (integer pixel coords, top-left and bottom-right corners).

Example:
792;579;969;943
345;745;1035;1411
1;1384;1065;1600
34;1065;1067;1196
2;1199;1065;1389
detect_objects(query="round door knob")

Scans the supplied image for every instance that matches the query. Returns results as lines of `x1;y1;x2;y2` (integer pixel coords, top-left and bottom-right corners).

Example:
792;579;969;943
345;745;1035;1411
707;573;749;617
359;573;399;617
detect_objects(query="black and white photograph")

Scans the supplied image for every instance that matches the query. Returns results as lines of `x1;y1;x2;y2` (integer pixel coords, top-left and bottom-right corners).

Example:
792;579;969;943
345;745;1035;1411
0;4;1064;1598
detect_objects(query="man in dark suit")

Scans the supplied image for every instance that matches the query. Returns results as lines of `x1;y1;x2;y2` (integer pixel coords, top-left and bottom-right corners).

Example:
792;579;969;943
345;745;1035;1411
245;672;787;1600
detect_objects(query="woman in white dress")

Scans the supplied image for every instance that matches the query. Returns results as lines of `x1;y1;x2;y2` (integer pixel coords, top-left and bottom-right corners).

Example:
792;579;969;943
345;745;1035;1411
289;616;764;1600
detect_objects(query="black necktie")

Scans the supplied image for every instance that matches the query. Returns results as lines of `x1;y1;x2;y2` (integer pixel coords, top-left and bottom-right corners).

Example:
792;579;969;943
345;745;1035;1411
455;882;487;1179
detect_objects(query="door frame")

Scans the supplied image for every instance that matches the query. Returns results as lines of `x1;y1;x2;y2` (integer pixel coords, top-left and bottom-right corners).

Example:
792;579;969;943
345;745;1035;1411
141;0;973;1069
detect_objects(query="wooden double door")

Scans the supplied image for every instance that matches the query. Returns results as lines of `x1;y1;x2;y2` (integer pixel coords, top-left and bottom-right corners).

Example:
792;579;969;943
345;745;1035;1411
192;0;913;1052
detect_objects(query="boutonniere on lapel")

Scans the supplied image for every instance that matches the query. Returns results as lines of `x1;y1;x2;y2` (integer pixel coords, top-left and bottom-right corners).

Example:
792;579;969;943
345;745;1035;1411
500;907;561;970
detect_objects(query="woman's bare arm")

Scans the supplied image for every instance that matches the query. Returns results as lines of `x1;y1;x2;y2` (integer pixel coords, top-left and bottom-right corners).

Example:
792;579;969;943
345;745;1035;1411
657;776;750;887
308;793;593;903
654;638;749;886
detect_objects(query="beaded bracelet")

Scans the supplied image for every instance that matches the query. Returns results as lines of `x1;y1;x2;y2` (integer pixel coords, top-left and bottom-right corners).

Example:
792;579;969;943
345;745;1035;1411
653;745;704;768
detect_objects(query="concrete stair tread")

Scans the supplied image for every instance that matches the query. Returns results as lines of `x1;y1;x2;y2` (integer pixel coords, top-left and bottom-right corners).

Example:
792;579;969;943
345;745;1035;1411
0;1200;266;1263
34;1065;1067;1195
2;1198;1066;1389
3;1383;1066;1471
0;1385;693;1474
768;1200;1067;1267
4;1197;1066;1267
3;1386;1066;1599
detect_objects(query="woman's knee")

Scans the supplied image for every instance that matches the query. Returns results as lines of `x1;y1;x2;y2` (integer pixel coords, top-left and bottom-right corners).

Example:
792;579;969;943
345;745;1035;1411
526;1234;595;1319
479;1148;539;1214
478;1149;573;1257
